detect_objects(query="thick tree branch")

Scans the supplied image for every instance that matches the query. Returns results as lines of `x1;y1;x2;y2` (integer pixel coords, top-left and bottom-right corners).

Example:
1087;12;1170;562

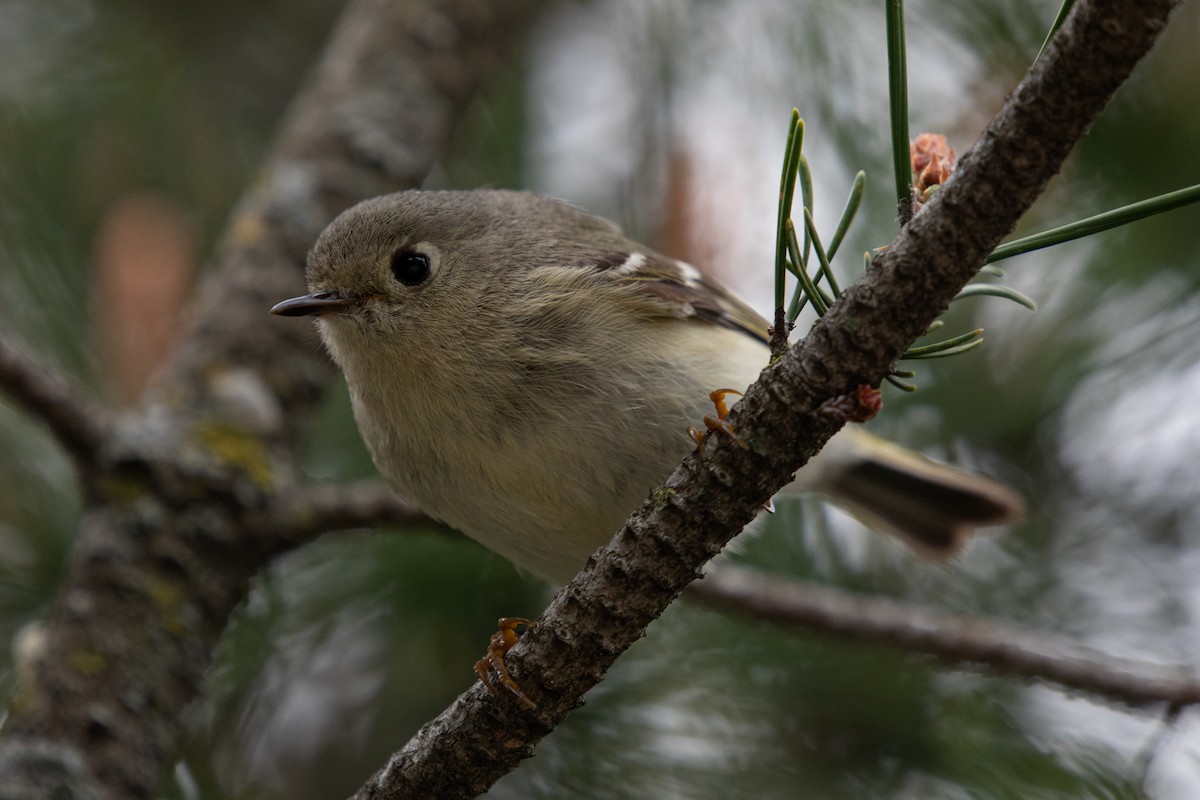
690;565;1200;710
0;324;110;471
357;1;1182;797
0;1;547;798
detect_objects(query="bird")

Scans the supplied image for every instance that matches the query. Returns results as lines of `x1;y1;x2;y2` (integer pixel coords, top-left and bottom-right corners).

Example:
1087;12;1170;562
271;189;1023;586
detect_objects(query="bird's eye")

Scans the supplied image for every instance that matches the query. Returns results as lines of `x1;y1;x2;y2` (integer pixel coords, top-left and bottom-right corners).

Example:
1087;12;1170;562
391;249;431;286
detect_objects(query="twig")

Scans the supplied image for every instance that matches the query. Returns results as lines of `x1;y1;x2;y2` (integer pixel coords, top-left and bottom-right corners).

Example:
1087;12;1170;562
689;565;1200;710
0;324;109;469
266;480;442;547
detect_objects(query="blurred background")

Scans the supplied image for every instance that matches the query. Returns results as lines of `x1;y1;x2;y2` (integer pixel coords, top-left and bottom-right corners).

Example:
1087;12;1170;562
2;0;1199;797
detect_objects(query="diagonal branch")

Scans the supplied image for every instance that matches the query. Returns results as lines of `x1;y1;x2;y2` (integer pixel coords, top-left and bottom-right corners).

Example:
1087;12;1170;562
690;565;1200;710
355;1;1183;797
0;324;110;470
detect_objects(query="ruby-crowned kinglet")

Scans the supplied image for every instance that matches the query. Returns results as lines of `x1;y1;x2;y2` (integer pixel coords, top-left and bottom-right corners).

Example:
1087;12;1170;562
272;190;1022;584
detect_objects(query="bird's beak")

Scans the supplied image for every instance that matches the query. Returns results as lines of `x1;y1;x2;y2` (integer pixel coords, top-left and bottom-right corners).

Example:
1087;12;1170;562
270;291;355;317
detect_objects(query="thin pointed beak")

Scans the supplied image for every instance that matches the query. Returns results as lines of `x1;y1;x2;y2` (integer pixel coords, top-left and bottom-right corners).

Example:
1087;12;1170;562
270;291;355;317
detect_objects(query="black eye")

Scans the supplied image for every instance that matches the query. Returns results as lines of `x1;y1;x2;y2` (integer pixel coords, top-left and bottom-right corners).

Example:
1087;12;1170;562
391;249;431;286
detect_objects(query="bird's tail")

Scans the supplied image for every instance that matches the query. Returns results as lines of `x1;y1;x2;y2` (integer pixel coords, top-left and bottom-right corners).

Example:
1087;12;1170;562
792;427;1024;558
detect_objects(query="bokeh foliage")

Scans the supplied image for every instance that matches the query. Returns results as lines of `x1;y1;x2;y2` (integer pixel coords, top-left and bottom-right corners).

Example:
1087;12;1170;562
1;1;1199;798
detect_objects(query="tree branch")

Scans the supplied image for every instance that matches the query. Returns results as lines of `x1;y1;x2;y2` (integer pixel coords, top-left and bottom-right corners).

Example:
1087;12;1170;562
264;480;443;548
0;1;548;798
355;1;1182;797
0;324;110;471
690;564;1200;710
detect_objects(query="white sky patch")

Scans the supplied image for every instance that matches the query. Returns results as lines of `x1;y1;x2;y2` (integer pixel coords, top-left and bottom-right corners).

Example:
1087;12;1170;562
1060;348;1200;528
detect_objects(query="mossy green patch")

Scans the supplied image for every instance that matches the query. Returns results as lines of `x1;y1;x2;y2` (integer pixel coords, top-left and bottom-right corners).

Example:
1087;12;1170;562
192;421;273;489
653;487;677;511
69;648;108;676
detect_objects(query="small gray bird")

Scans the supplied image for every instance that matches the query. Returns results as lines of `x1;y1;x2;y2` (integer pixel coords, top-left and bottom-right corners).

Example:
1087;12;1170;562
272;190;1022;584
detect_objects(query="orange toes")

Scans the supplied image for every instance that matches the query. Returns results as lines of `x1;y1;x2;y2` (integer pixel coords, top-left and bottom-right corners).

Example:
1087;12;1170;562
691;388;747;449
474;617;537;709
